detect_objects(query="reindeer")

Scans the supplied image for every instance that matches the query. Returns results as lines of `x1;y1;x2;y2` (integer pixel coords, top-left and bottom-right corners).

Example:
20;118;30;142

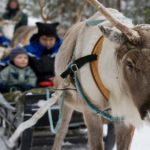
0;13;21;61
5;0;150;150
0;5;27;61
0;19;16;41
0;6;26;41
10;25;37;48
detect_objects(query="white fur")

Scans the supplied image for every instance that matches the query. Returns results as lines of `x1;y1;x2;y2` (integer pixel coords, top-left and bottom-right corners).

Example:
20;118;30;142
1;21;16;40
99;38;143;127
73;10;143;127
74;22;106;108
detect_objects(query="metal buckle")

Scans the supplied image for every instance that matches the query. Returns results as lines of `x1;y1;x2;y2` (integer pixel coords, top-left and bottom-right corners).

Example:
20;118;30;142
70;64;78;73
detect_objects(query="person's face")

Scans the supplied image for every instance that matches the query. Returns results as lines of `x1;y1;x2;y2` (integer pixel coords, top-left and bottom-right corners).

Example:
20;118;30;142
9;1;18;10
13;54;28;68
39;36;56;49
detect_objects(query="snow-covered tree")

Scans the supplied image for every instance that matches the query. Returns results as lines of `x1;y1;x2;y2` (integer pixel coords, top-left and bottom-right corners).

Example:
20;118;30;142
0;0;149;27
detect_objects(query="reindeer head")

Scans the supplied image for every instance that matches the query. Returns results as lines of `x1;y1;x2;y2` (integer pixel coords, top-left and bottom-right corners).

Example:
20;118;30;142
87;0;150;120
0;11;22;40
0;20;16;40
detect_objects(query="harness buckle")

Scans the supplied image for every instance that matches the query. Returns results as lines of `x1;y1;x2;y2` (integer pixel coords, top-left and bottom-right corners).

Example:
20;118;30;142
70;64;78;73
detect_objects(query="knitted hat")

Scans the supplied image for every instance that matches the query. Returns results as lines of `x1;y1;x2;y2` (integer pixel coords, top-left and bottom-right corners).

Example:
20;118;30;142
31;22;59;41
9;47;28;61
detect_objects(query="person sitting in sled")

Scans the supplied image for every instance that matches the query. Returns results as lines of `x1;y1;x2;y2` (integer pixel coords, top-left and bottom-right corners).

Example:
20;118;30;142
0;47;37;93
24;22;62;87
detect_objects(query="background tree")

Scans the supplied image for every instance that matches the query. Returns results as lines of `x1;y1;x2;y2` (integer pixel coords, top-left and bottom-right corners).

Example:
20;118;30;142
0;0;149;26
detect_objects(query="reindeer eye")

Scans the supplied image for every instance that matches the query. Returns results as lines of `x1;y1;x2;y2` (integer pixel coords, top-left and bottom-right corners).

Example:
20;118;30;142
126;61;134;69
125;59;135;70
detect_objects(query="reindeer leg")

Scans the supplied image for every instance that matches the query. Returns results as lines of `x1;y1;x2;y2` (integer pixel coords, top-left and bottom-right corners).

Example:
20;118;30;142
83;108;104;150
52;103;74;150
115;123;135;150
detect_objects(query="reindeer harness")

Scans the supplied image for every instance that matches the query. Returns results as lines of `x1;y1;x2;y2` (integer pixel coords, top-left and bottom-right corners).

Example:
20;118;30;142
61;36;123;122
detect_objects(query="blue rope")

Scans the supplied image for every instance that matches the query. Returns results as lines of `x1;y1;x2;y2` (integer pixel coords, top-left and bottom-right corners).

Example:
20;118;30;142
46;89;65;134
74;73;124;122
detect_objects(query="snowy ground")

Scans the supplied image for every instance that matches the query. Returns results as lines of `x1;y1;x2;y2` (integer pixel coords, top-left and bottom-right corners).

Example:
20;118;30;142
130;124;150;150
0;124;150;150
112;123;150;150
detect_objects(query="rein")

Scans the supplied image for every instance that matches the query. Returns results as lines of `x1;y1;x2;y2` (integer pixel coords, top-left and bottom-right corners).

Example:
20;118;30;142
46;89;65;134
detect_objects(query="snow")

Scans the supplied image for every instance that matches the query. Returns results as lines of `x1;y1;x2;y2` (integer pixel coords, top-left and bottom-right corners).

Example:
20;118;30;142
112;123;150;150
0;124;150;149
28;17;42;26
104;123;150;150
103;123;150;150
131;124;150;150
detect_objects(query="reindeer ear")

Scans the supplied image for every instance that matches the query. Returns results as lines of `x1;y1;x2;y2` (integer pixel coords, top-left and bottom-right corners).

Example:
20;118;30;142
98;25;126;44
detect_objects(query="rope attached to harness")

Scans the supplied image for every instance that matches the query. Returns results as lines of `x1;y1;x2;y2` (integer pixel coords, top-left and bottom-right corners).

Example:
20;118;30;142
46;89;65;134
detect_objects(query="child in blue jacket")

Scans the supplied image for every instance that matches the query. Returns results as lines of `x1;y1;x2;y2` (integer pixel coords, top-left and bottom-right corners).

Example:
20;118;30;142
24;22;62;85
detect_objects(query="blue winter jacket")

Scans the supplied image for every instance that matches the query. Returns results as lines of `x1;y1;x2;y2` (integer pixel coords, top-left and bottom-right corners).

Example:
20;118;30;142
24;35;62;81
0;35;11;66
0;35;11;48
24;36;62;59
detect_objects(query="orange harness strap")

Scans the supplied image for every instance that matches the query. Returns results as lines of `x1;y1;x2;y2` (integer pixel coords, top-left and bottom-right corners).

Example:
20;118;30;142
90;36;110;100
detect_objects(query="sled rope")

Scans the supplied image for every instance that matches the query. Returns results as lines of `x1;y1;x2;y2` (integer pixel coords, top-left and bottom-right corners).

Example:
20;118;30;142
46;89;65;134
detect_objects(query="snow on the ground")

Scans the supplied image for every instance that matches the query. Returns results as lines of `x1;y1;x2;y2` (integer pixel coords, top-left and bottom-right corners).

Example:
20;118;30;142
131;124;150;150
0;124;150;150
112;123;150;150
